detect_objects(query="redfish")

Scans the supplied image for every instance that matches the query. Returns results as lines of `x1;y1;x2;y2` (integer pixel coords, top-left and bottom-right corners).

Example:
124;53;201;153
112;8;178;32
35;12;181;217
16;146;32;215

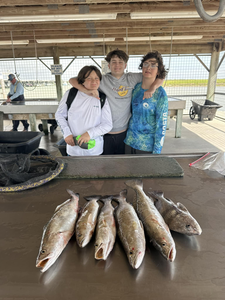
148;191;202;236
113;190;146;269
94;197;116;260
125;179;176;262
76;195;100;248
36;189;79;272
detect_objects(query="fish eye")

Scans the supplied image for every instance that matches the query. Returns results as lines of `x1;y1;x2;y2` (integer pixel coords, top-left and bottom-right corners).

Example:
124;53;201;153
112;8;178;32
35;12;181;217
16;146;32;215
162;243;166;247
186;224;191;229
78;234;82;237
41;250;45;254
95;244;98;247
129;251;133;255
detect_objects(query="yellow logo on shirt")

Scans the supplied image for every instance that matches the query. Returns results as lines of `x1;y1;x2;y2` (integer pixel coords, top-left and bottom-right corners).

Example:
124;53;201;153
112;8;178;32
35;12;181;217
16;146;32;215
117;85;129;97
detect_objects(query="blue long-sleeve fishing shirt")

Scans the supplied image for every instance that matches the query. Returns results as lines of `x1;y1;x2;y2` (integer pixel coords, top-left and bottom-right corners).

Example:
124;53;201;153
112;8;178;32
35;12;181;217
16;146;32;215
124;83;168;154
7;80;24;100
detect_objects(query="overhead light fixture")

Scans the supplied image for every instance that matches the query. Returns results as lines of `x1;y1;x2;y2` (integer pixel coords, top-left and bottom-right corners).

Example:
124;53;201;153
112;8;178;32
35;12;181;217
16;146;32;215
36;38;115;43
0;40;29;45
123;36;203;41
130;11;225;19
0;14;117;23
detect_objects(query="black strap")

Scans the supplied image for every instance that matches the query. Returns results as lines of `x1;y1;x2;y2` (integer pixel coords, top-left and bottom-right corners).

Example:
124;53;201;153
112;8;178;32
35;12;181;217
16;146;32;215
66;87;106;111
66;87;78;111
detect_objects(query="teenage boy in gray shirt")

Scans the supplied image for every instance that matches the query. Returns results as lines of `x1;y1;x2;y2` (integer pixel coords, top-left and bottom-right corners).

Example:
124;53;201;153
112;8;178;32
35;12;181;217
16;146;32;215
69;50;164;155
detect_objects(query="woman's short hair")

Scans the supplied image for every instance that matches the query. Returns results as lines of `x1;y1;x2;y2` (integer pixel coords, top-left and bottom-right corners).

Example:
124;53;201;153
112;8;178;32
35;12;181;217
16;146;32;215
139;51;168;79
105;49;129;63
77;65;102;84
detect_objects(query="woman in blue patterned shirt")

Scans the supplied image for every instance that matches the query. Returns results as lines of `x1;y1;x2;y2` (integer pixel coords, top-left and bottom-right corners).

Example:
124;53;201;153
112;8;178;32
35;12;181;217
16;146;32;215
124;51;168;154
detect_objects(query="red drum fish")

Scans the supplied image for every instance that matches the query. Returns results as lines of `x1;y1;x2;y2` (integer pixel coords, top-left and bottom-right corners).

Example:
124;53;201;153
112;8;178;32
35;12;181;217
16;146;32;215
113;190;146;269
125;179;176;262
76;195;100;248
148;191;202;236
36;189;79;273
94;197;116;260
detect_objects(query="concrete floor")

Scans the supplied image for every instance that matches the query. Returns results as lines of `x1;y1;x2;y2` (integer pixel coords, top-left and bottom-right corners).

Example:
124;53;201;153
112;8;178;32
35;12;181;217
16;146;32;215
3;114;225;156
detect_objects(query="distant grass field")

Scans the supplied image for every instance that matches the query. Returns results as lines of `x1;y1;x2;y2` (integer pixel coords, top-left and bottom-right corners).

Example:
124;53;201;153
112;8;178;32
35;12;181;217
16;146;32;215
164;79;225;87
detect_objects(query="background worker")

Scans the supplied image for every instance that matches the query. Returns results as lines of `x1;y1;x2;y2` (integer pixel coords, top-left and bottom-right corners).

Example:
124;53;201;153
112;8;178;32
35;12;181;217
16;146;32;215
69;49;164;155
6;74;29;132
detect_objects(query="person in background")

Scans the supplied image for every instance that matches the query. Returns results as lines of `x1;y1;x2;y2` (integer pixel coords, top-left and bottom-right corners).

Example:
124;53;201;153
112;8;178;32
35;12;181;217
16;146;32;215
124;51;168;154
6;74;29;132
69;49;164;155
55;65;112;156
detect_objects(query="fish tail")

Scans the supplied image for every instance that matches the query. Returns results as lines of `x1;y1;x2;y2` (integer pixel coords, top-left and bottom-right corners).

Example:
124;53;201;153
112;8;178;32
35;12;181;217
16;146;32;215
125;179;143;189
67;189;79;199
112;189;127;203
99;195;113;204
148;190;164;200
84;195;102;201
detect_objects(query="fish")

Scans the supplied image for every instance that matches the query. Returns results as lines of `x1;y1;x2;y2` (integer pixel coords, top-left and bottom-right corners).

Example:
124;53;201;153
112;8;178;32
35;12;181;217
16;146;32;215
113;189;146;269
148;191;202;236
125;179;176;262
36;189;79;273
94;196;116;260
76;195;100;248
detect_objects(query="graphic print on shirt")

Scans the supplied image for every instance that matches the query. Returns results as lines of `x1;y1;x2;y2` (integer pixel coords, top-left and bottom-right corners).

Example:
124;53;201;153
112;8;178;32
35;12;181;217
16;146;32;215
112;85;133;97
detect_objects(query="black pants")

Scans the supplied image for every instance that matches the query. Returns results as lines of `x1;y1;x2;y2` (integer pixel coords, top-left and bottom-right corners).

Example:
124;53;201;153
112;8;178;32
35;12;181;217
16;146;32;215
103;131;127;155
12;120;29;131
125;144;152;155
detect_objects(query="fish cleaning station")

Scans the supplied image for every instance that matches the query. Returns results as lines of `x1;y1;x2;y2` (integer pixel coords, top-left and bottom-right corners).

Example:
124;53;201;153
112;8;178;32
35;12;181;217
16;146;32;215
0;1;225;300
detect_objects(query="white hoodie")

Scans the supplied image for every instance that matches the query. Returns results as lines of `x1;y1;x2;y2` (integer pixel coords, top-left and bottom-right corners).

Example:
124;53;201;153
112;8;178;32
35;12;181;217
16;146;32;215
55;90;113;156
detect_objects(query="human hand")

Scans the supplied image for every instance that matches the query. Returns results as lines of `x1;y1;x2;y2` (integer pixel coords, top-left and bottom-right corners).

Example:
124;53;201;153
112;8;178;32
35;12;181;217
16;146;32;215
65;135;75;146
87;89;100;99
77;132;90;146
6;98;11;103
143;86;156;99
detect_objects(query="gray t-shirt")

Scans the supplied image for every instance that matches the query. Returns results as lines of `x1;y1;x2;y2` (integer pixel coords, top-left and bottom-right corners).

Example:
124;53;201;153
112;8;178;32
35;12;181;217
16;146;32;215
100;72;142;132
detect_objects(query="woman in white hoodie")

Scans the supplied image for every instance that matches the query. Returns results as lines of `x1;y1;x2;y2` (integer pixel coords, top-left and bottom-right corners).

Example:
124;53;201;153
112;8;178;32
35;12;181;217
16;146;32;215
55;66;113;156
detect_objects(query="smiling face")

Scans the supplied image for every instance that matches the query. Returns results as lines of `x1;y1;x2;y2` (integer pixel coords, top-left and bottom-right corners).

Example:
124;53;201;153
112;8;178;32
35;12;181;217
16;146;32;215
82;70;101;91
108;55;127;79
142;58;159;79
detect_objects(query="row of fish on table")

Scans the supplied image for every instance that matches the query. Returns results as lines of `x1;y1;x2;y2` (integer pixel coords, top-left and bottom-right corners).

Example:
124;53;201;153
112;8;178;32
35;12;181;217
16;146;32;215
36;179;202;272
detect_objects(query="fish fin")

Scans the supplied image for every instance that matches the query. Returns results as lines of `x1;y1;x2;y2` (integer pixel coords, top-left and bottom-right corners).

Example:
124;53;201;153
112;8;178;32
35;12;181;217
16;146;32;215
165;197;174;204
67;189;79;199
112;190;127;202
111;189;127;203
177;202;188;212
54;198;71;212
99;195;113;203
120;189;127;198
148;190;164;200
124;179;143;189
84;195;101;201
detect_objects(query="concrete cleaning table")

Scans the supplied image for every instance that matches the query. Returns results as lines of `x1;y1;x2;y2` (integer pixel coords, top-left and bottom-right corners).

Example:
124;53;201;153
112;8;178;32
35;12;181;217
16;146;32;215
0;97;186;137
0;154;224;300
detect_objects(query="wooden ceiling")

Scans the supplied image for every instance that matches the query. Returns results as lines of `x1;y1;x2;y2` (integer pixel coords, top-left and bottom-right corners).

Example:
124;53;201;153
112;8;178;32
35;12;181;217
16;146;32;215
0;0;224;58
